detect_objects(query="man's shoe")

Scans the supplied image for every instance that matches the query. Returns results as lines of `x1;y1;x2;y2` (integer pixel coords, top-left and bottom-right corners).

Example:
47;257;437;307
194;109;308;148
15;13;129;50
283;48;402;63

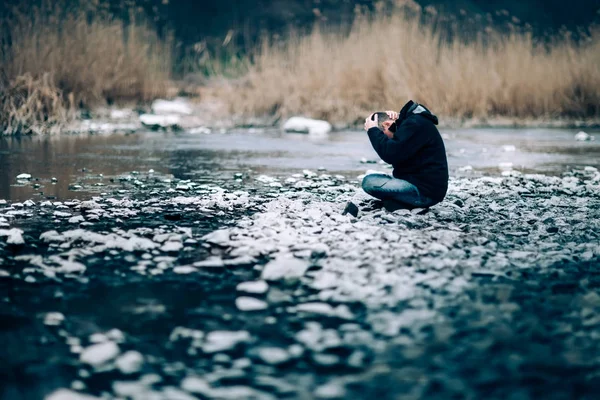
342;201;359;218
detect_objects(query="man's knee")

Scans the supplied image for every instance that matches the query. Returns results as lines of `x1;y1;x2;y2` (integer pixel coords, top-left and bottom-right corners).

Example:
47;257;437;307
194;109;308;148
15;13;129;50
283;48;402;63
361;174;378;193
362;174;387;194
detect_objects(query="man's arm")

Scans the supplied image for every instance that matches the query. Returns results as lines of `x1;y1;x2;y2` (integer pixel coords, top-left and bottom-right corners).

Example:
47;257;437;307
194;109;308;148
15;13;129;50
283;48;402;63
367;119;428;165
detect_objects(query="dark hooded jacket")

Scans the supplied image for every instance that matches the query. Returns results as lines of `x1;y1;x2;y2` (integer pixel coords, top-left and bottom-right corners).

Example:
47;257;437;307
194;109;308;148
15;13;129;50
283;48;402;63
367;100;449;203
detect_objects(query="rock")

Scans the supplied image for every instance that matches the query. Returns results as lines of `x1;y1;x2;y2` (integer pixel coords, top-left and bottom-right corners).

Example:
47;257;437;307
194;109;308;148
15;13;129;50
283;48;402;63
161;241;183;252
575;131;594;141
256;347;291;365
189;126;211;134
202;331;251;353
80;341;120;367
173;265;198;274
45;389;100;400
236;280;269;294
0;228;25;245
342;201;359;218
261;255;309;282
283;117;332;136
44;312;65;326
236;297;268;311
139;114;181;131
16;173;31;180
152;98;192;115
202;230;231;247
181;376;212;395
314;382;346;399
193;257;225;268
115;351;144;374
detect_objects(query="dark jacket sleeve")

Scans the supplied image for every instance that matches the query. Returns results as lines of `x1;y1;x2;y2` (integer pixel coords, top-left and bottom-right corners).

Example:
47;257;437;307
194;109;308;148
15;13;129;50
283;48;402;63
367;118;429;165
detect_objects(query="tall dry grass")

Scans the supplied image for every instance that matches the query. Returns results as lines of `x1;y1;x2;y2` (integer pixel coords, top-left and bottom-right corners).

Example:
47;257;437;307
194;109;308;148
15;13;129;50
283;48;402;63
219;11;600;123
0;1;172;135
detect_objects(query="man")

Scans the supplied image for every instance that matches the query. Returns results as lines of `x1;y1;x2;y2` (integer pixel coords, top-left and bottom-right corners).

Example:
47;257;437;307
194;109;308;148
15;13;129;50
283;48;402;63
347;100;448;215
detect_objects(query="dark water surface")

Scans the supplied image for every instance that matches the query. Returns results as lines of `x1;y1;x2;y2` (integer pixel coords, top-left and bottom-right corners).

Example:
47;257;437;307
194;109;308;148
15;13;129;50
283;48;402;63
1;128;599;202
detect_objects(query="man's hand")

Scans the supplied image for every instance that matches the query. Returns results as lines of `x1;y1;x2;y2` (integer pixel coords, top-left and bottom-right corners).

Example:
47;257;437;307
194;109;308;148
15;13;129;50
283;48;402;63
364;113;378;131
386;110;399;120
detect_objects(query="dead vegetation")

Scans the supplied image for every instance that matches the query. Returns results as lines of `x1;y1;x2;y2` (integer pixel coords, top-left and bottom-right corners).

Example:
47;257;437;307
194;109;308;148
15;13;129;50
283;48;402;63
0;1;172;135
216;9;600;123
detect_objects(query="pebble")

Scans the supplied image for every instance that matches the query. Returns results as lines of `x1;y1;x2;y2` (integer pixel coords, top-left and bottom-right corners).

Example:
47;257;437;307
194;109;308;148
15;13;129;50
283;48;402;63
236;280;269;294
45;389;100;400
193;257;225;268
314;382;346;399
173;265;198;274
79;341;120;366
236;297;268;311
202;230;231;246
202;331;251;353
256;347;291;365
44;312;65;326
115;351;144;374
261;255;309;282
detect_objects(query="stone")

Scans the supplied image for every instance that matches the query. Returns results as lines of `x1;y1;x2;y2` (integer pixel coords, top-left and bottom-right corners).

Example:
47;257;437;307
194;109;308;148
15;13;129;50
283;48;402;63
261;255;309;282
193;257;225;268
45;389;100;400
201;230;231;247
0;228;25;245
236;280;269;294
44;312;65;326
79;341;120;367
115;351;144;374
314;382;346;399
152;98;192;115
173;265;198;274
283;117;332;136
256;347;291;365
161;241;183;252
139;114;181;130
236;297;268;311
202;331;251;353
575;131;594;141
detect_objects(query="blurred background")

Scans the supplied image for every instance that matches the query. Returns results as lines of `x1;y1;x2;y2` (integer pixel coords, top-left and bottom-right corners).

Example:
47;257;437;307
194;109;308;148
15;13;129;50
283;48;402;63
1;0;600;133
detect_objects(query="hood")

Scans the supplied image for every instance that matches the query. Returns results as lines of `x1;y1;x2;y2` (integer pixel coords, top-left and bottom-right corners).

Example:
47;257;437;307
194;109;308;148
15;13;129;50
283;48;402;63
397;100;439;125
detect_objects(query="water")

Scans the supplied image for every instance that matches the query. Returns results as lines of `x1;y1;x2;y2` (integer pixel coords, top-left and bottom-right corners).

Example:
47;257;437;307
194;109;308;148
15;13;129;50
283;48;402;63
2;128;599;202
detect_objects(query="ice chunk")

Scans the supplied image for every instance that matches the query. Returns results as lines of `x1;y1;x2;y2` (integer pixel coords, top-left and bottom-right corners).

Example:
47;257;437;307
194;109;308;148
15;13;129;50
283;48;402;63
575;131;594;141
152;98;192;115
283;117;332;136
140;114;181;130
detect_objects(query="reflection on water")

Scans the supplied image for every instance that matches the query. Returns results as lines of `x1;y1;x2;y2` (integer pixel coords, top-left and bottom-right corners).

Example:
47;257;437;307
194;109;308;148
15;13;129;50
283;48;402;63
1;128;599;202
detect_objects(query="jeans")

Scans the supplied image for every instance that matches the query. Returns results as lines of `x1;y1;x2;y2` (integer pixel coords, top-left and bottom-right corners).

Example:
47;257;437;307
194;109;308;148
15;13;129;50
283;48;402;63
361;173;435;209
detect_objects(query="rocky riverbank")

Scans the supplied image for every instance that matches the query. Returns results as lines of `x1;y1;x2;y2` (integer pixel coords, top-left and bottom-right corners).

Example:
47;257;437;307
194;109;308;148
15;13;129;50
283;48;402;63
2;164;599;399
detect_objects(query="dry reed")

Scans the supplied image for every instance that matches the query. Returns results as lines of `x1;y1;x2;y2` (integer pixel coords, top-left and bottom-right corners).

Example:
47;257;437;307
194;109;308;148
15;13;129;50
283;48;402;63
218;11;600;123
0;1;172;135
